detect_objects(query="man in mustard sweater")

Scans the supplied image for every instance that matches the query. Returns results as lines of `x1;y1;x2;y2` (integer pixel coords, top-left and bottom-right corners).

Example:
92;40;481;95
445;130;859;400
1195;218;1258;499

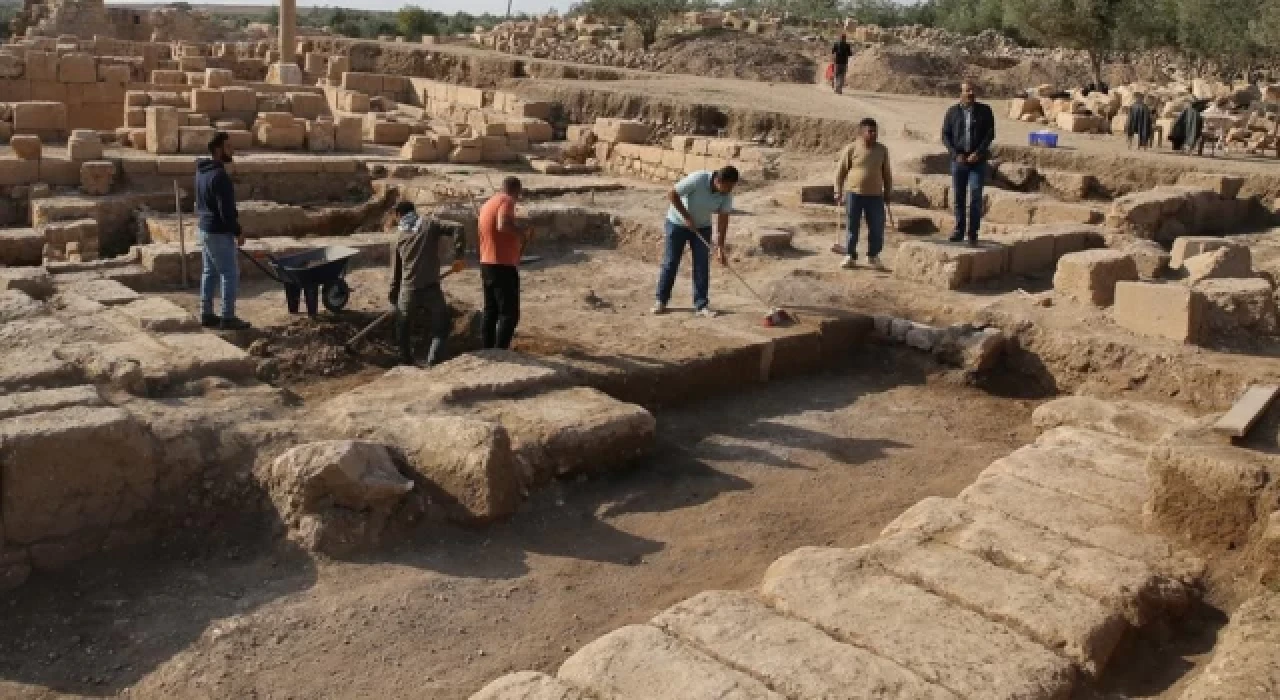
834;118;893;270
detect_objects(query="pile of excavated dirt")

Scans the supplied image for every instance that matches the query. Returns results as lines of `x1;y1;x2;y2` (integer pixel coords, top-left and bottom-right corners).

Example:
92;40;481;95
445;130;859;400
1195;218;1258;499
649;30;818;84
844;46;1168;98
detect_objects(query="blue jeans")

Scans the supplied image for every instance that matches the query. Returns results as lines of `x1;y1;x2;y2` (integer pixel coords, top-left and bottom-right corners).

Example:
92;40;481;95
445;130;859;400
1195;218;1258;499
656;221;711;310
198;229;239;318
845;193;886;259
951;161;987;240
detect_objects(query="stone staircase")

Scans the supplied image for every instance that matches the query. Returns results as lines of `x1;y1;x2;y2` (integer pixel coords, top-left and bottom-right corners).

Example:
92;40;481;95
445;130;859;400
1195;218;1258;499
470;396;1206;700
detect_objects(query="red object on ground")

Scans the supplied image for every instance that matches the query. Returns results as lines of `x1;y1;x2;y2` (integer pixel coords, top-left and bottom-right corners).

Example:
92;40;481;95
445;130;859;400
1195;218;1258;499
824;63;835;81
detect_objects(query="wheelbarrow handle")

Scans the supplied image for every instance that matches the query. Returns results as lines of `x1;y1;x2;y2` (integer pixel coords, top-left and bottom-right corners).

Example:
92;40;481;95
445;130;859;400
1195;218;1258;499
238;247;284;284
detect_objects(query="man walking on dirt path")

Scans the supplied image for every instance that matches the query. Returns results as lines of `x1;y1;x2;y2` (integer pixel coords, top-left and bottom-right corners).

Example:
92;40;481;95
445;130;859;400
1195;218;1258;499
835;117;893;270
831;33;853;94
478;176;528;350
941;81;995;246
389;201;464;367
653;166;739;319
195;131;250;331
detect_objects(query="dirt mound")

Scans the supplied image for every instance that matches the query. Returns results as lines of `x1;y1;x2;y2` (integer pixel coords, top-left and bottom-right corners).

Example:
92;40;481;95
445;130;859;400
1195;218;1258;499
844;46;1168;99
651;30;818;84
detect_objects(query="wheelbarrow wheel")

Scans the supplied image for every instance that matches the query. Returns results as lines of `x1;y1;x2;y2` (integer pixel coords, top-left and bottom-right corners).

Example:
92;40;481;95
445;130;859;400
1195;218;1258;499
321;279;350;312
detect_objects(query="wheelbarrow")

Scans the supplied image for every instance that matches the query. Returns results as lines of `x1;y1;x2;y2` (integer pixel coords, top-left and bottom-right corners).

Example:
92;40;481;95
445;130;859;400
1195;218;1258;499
239;245;359;314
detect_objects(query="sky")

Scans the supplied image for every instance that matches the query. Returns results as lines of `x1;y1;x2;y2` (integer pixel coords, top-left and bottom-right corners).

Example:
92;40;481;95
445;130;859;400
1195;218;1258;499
108;0;576;13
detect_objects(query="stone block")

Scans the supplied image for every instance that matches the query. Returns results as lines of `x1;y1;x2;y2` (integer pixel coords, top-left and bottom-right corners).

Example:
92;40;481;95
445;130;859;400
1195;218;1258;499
0;407;156;547
800;184;835;205
1040;170;1097;201
1179;594;1280;700
995;231;1056;276
558;625;779;699
366;119;411;146
151;69;186;85
985;191;1040;225
145;106;181;154
255;122;305;150
25;51;57;82
12;101;67;136
116;297;199;333
753;229;793;253
893;241;975;289
125;107;146;128
334;116;362;152
1148;440;1279;550
56;52;96;83
1056;112;1105;133
305;120;335;152
98;64;129;84
80;161;116;196
178;56;206;73
760;547;1075;700
337;89;369;113
190;88;222;113
37;157;78;186
289;92;327;120
221;86;257;112
1171;236;1230;269
10;135;41;160
1182;245;1252;285
1053;249;1139;306
594;117;650;144
178;126;215;155
0;228;43;266
471;672;590;700
1113;281;1207;344
204;68;234;88
66;129;102;161
1196;278;1279;336
41;218;97;247
0;158;39;186
1122;240;1171;279
400;133;437;162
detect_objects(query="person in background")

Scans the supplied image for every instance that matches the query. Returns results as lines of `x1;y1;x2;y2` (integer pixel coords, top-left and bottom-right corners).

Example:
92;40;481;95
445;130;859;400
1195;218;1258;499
834;117;892;270
831;33;853;94
1125;93;1154;150
1170;100;1207;155
653;166;739;319
388;201;464;367
477;177;528;350
195;131;250;330
940;81;996;246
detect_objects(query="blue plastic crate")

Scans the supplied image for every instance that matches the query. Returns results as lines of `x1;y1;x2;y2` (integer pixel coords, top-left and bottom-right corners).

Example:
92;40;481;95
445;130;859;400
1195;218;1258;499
1029;131;1059;148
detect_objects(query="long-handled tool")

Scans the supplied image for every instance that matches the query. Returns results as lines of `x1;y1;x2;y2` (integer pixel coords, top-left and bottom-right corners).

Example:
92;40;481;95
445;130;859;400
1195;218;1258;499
344;260;466;353
688;229;794;327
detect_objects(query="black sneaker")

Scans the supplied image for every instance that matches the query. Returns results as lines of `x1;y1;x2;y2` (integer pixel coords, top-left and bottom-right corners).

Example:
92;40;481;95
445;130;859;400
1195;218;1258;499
220;316;252;331
947;233;965;243
200;313;220;328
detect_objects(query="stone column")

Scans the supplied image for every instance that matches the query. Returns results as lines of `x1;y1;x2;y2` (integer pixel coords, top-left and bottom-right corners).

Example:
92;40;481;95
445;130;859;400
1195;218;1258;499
266;0;301;84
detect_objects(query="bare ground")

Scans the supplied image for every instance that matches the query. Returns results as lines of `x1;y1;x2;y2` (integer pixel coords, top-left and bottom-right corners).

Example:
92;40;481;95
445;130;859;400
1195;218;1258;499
0;362;1037;699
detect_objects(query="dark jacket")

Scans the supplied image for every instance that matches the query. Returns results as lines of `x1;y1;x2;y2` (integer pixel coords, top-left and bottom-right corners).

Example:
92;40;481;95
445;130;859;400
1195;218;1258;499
195;158;240;236
389;212;463;302
941;102;996;161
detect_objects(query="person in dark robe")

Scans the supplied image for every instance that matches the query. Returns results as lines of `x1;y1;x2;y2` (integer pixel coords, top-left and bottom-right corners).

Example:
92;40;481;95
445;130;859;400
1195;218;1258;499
1170;100;1207;154
1125;96;1154;150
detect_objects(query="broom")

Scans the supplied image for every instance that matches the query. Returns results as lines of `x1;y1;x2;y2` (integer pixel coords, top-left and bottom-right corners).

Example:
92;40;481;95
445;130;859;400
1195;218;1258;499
689;229;794;327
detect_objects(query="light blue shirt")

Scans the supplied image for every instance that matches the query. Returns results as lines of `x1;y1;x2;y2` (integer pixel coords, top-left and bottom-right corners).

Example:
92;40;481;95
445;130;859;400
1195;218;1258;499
666;171;733;230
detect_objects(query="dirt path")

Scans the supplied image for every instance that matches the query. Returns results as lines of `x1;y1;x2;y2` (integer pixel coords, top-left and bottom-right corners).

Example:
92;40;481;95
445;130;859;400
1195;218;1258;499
0;367;1037;700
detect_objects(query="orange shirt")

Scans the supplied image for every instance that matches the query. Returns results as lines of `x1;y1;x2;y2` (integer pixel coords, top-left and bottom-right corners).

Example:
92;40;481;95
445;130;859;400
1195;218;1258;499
478;193;521;266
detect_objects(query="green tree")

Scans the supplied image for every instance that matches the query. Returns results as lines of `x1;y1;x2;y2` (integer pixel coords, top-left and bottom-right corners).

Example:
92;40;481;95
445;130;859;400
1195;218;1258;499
1004;0;1133;87
265;5;279;26
574;0;689;48
397;5;438;39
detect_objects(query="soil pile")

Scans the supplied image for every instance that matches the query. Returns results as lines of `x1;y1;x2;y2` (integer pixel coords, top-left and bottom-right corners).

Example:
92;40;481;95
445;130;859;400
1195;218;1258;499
650;30;818;84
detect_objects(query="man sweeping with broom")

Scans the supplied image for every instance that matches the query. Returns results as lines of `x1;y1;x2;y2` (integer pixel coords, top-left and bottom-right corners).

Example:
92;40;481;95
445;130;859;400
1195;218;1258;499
388;201;464;367
652;165;739;318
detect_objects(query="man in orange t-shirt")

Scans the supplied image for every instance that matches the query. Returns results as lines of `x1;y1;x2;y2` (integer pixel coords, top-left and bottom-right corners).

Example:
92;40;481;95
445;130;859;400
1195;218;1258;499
477;176;528;349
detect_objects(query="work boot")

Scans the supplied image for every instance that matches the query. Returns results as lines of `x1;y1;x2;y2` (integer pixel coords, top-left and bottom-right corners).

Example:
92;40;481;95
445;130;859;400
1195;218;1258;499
425;337;447;367
396;314;414;365
650;301;668;315
947;233;965;243
840;255;857;269
868;256;885;270
220;316;251;331
201;312;220;328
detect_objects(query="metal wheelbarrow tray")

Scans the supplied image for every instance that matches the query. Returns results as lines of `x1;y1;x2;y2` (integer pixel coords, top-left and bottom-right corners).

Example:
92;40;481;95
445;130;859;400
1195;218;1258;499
239;245;360;313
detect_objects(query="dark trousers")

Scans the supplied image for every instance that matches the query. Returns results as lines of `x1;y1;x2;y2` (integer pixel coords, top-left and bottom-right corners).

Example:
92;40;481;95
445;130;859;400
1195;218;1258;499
481;264;520;350
397;284;450;363
950;160;987;241
845;193;886;259
655;221;711;311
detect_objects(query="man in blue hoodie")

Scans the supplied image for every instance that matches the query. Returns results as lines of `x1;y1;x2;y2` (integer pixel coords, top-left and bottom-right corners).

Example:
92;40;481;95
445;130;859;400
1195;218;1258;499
195;131;250;330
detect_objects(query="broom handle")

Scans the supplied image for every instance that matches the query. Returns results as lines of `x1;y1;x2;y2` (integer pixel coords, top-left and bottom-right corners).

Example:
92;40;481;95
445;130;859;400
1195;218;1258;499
687;227;773;310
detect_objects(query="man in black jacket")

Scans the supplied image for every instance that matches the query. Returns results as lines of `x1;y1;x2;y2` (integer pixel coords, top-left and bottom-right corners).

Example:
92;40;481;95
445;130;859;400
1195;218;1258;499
195;132;249;330
940;82;996;245
831;33;853;94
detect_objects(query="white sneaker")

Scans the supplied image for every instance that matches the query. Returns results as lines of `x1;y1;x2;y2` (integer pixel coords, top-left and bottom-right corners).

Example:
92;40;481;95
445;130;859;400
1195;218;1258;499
651;302;668;315
840;255;857;269
695;307;718;319
868;256;885;270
